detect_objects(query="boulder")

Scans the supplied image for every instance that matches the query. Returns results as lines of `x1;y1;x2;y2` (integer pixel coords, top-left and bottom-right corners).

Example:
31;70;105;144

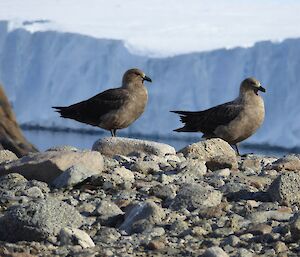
0;150;18;163
0;150;104;183
92;137;176;157
0;197;84;242
265;154;300;172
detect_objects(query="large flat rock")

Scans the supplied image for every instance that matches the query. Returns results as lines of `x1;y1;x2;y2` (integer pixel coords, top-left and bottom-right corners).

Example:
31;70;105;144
0;150;104;183
92;137;176;157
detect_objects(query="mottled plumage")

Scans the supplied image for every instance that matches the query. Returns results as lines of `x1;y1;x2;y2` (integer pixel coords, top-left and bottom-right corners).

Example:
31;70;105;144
53;68;152;136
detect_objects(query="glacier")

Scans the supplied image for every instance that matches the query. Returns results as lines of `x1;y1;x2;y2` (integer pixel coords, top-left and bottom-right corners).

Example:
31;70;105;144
0;20;300;149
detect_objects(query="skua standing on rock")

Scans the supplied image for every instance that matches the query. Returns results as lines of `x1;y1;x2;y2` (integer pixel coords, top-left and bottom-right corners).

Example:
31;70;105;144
171;77;266;154
53;68;152;137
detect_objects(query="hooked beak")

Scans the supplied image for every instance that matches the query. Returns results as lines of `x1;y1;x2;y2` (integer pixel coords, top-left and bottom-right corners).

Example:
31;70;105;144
258;86;266;92
143;75;152;83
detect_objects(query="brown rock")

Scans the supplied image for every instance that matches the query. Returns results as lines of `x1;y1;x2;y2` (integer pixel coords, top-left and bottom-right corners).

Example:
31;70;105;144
206;155;238;171
274;241;288;253
148;239;165;250
0;150;104;183
0;85;37;157
247;223;272;235
266;155;300;172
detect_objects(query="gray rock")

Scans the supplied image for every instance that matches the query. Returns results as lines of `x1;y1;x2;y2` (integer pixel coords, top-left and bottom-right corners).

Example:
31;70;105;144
131;160;161;174
94;200;124;226
171;183;223;211
290;213;300;241
0;150;18;163
268;172;300;205
0;150;104;183
0;197;84;242
175;159;207;182
149;184;177;201
119;201;165;234
92;137;176;157
60;227;95;248
249;210;293;224
0;173;27;190
178;138;236;162
52;164;102;188
202;246;229;257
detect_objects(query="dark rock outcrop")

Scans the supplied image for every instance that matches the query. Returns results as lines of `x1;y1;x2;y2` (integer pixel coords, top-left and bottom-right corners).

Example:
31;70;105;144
0;85;37;157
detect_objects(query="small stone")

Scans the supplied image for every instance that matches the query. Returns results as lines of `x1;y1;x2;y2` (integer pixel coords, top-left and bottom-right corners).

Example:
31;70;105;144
23;186;44;198
206;155;238;171
247;223;272;235
266;154;300;172
52;164;102;188
60;227;95;248
290;213;300;241
171;182;222;211
0;150;18;163
215;168;231;177
249;210;293;224
192;226;209;237
131;160;160;174
202;246;229;257
46;145;79;152
119;201;165;234
149;184;176;200
274;241;288;253
224;235;240;246
268;172;300;206
147;239;165;250
94;200;124;226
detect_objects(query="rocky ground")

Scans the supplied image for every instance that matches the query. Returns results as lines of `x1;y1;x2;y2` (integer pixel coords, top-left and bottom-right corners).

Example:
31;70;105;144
0;137;300;257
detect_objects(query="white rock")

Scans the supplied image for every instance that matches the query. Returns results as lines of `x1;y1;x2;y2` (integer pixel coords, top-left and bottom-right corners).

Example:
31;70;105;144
92;137;176;157
202;246;229;257
60;227;95;248
0;150;18;163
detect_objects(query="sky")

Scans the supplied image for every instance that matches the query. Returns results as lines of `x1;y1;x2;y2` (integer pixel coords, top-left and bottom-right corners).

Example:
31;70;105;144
1;0;300;56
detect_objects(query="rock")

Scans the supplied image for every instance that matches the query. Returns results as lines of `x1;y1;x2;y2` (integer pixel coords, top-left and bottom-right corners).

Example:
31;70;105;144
247;223;272;235
171;183;223;211
46;145;79;152
206;155;238;171
178;138;236;162
0;85;37;157
268;172;300;205
0;197;84;242
274;241;289;253
94;200;124;226
175;159;207;182
52;164;102;188
0;150;18;163
249;210;293;224
149;184;177;201
60;227;95;248
266;155;300;172
147;239;165;250
202;246;229;257
131;160;161;174
0;150;104;183
290;213;300;241
92;137;176;157
119;201;165;234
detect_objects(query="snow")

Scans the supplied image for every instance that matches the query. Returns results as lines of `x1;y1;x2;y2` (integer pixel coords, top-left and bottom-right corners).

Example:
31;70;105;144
0;0;300;56
1;21;300;149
